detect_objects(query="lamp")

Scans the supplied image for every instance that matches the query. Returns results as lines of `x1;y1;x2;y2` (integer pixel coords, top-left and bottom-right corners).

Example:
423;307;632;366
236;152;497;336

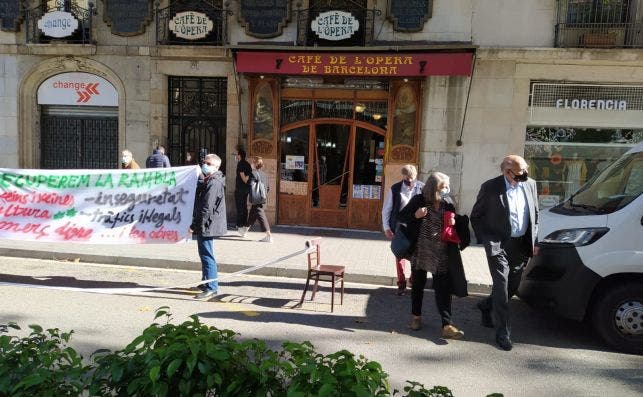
372;113;382;120
354;103;366;113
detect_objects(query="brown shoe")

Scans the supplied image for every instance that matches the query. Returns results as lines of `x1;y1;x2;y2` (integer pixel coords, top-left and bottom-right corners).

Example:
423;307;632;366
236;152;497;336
441;324;464;339
409;317;422;331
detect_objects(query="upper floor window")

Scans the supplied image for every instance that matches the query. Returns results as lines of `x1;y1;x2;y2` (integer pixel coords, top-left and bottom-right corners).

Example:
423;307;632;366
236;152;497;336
25;0;95;44
156;0;230;45
565;0;632;24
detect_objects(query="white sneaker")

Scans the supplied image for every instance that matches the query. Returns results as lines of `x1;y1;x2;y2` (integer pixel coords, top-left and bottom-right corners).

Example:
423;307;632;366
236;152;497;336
238;227;248;237
259;235;273;243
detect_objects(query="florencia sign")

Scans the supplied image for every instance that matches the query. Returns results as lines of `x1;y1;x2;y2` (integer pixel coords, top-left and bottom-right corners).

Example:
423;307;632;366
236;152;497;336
311;10;359;41
169;11;213;40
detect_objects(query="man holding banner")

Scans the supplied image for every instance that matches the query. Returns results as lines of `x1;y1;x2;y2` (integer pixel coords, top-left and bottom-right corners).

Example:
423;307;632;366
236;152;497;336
191;154;227;299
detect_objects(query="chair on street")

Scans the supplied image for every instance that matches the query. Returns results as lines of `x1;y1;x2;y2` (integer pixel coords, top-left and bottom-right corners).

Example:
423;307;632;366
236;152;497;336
297;237;345;312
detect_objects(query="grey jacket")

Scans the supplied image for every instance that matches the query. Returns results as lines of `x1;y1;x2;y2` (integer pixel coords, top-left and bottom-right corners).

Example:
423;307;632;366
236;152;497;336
192;171;227;237
470;174;539;257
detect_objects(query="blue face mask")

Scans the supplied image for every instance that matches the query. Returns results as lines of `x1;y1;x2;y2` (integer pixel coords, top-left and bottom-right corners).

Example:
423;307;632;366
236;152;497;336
202;164;214;175
440;187;450;198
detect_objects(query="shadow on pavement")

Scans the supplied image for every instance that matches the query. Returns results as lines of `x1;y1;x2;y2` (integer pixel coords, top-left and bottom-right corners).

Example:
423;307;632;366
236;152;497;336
0;273;152;289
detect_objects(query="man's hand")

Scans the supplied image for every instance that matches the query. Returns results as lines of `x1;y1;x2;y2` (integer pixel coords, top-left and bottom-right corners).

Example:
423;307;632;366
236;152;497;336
384;229;394;239
415;207;428;219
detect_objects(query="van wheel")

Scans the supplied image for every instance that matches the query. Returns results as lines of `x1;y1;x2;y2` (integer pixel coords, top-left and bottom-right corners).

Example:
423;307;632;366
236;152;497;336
591;282;643;354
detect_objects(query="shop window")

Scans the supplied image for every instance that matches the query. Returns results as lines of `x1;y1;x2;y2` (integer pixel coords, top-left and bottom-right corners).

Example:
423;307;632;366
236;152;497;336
524;126;642;208
355;101;387;130
315;100;354;119
281;99;313;125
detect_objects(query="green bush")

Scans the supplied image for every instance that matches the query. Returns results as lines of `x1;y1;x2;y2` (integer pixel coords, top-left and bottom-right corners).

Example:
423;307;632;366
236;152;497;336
0;307;467;397
0;323;90;396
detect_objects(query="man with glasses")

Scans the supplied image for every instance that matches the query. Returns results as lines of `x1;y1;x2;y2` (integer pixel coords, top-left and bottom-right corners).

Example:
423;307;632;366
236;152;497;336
471;155;539;351
382;164;424;295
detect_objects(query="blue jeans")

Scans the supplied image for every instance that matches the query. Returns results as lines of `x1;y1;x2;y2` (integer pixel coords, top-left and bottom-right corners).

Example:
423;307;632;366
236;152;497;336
197;236;218;292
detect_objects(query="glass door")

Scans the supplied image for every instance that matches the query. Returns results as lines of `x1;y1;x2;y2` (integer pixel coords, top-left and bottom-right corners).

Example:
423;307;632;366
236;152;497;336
349;127;386;229
310;123;351;228
278;126;310;225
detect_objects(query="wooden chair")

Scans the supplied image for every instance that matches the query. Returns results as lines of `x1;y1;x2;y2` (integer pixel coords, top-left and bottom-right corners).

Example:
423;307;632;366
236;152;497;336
298;237;345;312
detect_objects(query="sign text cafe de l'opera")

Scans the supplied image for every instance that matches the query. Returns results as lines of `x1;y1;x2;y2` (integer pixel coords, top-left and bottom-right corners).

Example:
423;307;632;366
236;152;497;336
234;51;474;77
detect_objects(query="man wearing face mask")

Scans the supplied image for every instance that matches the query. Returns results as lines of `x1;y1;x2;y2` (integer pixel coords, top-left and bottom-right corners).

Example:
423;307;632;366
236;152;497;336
382;164;424;295
471;155;539;351
121;149;140;169
191;154;227;300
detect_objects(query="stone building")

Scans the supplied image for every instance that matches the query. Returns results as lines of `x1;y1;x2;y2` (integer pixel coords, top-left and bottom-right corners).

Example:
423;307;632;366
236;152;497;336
1;0;641;230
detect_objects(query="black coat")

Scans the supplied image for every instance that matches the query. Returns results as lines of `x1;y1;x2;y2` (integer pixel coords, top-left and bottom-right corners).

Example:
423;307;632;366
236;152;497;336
399;194;469;298
192;171;227;238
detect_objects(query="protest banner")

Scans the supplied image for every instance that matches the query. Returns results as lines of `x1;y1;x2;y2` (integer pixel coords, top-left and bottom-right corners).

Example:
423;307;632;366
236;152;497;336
0;166;199;244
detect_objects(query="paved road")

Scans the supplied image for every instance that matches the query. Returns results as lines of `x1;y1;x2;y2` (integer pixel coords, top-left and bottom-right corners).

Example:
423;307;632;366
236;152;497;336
1;256;641;396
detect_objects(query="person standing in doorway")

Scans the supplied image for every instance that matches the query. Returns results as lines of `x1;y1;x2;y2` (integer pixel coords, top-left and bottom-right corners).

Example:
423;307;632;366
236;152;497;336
381;164;424;295
247;156;272;243
191;153;227;300
235;146;252;237
146;145;171;168
121;149;140;169
471;155;538;351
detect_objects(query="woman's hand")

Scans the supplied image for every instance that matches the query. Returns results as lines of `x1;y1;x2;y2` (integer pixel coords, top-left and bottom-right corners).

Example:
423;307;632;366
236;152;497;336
415;207;428;219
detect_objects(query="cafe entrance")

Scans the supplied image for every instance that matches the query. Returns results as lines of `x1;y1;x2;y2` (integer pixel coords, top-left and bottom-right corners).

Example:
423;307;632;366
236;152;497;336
275;87;388;230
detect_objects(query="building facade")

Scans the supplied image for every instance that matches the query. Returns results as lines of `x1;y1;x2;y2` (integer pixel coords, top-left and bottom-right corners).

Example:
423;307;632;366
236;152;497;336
1;0;642;230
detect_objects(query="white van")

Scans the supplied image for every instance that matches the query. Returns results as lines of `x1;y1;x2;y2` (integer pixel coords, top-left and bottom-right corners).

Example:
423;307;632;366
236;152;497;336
519;142;643;354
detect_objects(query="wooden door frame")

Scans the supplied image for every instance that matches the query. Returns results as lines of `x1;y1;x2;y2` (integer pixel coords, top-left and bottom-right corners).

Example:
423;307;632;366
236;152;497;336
278;119;386;229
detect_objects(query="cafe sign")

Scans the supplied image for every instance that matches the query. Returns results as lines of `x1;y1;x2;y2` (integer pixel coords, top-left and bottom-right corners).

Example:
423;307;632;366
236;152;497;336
311;10;359;41
169;11;213;40
37;11;78;38
235;51;474;77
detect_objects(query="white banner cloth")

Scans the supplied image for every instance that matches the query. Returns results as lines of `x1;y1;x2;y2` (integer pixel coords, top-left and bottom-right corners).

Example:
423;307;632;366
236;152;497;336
0;166;199;244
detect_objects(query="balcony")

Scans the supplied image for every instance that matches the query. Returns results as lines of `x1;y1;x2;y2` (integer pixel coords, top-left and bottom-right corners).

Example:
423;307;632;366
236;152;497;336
155;0;231;46
24;2;96;44
556;22;643;48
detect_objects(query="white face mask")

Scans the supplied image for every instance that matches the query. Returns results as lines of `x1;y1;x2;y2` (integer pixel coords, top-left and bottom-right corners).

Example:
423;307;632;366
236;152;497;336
202;164;215;175
122;156;131;164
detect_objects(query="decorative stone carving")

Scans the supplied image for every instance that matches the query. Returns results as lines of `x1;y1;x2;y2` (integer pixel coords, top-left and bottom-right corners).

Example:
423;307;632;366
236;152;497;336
103;0;153;37
252;140;274;156
238;0;290;38
390;146;414;162
388;0;432;32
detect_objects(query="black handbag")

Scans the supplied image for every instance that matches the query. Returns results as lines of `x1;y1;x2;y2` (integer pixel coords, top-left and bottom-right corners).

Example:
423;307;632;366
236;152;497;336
390;224;412;259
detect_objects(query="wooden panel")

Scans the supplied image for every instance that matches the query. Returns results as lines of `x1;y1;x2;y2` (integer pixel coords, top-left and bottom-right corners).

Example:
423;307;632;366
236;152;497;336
355;90;388;100
349;199;382;230
318;185;342;209
281;88;314;98
278;194;308;225
311;209;348;228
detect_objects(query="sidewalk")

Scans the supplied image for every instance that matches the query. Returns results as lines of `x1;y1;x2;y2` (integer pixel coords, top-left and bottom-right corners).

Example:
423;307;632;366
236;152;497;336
0;225;492;293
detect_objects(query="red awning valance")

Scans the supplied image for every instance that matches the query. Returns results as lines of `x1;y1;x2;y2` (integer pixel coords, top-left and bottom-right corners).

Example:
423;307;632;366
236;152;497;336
235;51;473;77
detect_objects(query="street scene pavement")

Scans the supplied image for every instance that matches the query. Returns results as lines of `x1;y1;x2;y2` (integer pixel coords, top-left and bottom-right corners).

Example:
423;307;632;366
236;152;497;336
0;226;642;396
0;225;492;293
0;255;641;396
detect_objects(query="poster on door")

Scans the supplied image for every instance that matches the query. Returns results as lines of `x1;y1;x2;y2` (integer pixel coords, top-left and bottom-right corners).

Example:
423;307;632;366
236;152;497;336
0;166;198;244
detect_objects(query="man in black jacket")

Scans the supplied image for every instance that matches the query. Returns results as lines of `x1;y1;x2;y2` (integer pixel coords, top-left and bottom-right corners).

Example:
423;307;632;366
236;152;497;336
381;164;424;295
191;153;227;299
145;146;171;168
234;147;252;237
471;155;539;351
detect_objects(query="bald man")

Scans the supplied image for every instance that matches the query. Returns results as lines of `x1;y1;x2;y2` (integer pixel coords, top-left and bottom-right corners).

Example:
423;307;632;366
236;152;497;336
471;155;539;351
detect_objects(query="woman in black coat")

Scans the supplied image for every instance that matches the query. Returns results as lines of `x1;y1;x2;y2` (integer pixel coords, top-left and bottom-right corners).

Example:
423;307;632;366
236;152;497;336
398;171;469;339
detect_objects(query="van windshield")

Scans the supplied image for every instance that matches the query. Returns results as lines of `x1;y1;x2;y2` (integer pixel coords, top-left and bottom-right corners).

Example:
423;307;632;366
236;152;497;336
553;151;643;215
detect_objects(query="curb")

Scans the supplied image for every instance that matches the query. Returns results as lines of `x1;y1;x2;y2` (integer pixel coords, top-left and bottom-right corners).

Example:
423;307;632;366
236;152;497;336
0;247;492;294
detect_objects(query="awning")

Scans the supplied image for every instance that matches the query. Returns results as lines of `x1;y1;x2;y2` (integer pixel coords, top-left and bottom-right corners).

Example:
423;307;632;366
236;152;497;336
235;51;473;77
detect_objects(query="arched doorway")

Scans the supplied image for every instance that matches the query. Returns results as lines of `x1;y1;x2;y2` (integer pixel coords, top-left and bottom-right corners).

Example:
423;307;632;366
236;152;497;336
37;72;119;169
278;117;386;230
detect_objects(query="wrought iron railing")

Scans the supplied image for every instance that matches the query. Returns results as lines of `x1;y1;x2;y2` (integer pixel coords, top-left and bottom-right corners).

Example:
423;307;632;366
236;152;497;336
295;6;381;46
155;0;231;46
25;1;95;44
555;22;643;47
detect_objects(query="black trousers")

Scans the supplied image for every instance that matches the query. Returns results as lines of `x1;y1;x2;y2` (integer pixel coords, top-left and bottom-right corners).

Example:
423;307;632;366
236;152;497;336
234;189;249;227
479;236;529;339
247;204;270;232
411;268;453;327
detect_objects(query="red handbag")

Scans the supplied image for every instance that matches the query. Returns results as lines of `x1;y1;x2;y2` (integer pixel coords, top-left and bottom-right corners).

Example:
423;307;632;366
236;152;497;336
441;211;461;244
